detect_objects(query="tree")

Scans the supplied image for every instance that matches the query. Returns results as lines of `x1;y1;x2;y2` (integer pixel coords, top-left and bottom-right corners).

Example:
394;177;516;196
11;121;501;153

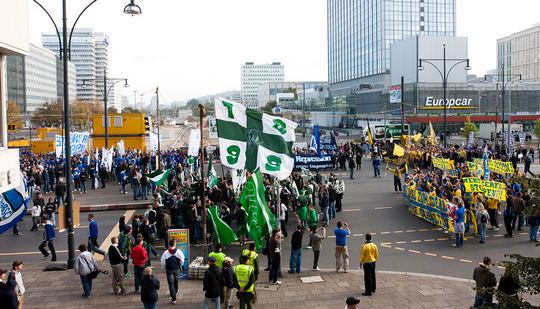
261;100;277;114
122;106;141;114
462;116;479;139
107;107;119;114
283;87;298;100
187;98;200;107
533;119;540;146
7;100;23;129
71;100;103;131
497;251;540;308
32;101;63;127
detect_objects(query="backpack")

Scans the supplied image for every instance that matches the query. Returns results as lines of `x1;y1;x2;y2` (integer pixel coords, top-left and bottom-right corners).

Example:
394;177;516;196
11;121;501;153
480;213;487;224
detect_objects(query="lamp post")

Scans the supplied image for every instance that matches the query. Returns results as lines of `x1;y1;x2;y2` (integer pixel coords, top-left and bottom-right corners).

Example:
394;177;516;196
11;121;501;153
155;86;161;169
83;70;129;148
484;63;521;156
418;44;471;148
33;0;141;269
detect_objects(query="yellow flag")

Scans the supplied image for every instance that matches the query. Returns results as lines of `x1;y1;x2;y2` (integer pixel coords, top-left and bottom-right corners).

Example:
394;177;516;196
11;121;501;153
428;122;437;145
393;144;405;157
412;133;422;142
367;129;374;146
405;163;408;174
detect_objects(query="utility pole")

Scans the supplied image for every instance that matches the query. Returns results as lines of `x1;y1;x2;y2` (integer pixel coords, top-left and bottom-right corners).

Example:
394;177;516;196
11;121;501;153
400;76;405;135
199;104;208;264
104;68;109;148
442;44;447;148
155;86;160;169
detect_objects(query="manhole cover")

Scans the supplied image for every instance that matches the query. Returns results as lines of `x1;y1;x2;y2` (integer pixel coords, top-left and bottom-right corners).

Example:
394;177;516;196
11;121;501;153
300;275;324;283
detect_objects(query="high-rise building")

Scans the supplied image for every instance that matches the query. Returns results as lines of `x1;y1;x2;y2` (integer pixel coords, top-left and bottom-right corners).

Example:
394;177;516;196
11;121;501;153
327;0;456;91
42;28;110;103
241;62;284;109
497;23;540;81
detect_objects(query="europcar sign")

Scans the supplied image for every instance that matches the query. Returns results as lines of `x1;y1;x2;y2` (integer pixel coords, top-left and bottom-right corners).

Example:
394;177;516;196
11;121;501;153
420;97;475;109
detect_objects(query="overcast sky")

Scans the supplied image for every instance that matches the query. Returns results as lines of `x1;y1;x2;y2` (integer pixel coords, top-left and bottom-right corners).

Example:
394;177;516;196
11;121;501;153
28;0;540;104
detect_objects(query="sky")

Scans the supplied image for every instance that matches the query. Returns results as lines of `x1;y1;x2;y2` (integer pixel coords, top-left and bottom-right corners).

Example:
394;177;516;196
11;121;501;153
28;0;540;105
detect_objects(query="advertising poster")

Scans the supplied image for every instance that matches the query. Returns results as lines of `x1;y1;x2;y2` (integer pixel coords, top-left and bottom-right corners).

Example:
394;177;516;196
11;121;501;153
168;229;190;279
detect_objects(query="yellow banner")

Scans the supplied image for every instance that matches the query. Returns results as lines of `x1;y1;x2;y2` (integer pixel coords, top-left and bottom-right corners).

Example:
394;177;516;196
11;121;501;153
433;158;454;170
488;160;514;175
404;187;454;233
481;181;507;201
466;162;482;176
463;177;483;192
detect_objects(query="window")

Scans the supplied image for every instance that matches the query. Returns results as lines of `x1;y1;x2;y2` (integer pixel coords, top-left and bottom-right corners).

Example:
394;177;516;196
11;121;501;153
114;116;123;127
101;116;110;127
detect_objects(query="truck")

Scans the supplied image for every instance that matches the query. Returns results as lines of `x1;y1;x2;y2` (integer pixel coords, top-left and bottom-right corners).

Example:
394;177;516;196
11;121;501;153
477;123;523;140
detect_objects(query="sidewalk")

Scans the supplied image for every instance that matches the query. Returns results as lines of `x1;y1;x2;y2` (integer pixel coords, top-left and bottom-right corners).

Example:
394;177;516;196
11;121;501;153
13;261;485;309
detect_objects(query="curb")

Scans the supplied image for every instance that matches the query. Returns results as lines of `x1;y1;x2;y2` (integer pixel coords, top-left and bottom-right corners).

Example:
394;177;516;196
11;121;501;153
80;202;149;212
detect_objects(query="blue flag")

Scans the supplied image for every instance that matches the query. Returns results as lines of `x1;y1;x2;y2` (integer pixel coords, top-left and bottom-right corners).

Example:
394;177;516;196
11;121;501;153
0;176;29;235
482;146;490;180
310;125;322;157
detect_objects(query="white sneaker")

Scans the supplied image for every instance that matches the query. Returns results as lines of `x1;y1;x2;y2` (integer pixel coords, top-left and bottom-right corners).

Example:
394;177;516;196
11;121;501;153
313;267;320;271
171;300;177;305
273;281;282;285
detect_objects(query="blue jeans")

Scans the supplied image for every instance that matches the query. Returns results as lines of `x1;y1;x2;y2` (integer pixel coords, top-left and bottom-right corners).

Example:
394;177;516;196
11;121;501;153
203;297;221;309
121;181;126;193
80;274;93;297
143;302;157;309
321;206;329;226
133;184;140;200
455;233;464;247
530;224;539;241
166;270;180;301
474;293;493;307
81;180;86;193
329;202;336;219
141;185;148;199
373;166;380;177
478;224;486;242
134;265;145;292
349;168;354;179
289;248;302;273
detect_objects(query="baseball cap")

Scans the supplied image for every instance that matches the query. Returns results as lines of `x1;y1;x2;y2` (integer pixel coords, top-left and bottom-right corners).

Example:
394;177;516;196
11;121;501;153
223;257;233;263
346;297;360;305
208;257;216;263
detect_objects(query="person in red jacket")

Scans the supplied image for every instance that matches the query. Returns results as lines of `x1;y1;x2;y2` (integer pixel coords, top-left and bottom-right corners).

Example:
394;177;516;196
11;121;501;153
131;236;148;293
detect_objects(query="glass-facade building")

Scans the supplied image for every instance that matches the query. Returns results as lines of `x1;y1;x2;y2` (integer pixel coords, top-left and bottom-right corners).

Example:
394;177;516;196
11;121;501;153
327;0;456;86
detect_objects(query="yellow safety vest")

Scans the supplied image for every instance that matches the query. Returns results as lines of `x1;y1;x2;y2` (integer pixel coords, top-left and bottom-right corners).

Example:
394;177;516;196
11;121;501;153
234;264;254;293
209;252;226;268
242;249;258;267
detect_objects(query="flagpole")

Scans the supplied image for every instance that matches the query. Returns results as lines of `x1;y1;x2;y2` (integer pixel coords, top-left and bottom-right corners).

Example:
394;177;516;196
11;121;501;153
199;104;209;264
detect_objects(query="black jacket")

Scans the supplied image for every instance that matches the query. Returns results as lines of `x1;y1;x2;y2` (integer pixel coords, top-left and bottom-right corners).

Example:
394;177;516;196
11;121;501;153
0;281;18;309
203;264;223;298
291;229;303;250
140;275;160;303
108;245;126;266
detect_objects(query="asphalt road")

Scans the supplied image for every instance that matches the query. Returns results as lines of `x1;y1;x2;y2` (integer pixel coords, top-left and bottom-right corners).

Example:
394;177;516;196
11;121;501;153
1;159;538;279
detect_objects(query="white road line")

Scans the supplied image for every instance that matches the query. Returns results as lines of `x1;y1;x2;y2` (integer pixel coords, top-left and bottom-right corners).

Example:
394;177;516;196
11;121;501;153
442;256;455;260
408;249;421;254
406;230;416;233
381;244;392;248
395;247;405;251
380;232;391;234
353;233;364;237
380;242;392;245
342;209;361;212
437;238;448;241
424;239;435;242
396;241;407;244
94;209;136;262
493;234;503;237
374;206;393;210
328;236;336;238
411;240;422;243
393;230;403;233
459;259;473;263
418;229;429;232
425;253;437;257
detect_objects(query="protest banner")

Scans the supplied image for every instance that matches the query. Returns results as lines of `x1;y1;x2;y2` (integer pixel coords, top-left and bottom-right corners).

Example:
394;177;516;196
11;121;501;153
462;177;483;192
481;181;507;201
320;135;338;151
403;185;454;233
294;154;333;170
466;161;482;176
55;131;90;158
432;157;453;170
168;229;190;279
488;160;514;175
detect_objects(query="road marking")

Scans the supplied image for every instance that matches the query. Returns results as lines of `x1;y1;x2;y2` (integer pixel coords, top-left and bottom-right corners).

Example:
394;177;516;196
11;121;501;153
424;239;435;242
411;240;422;243
518;232;527;235
380;232;391;234
393;230;403;233
396;241;407;244
493;234;503;237
328;236;336;238
432;228;443;231
353;233;364;237
94;209;136;262
342;209;361;212
0;250;69;257
406;230;416;233
374;206;392;210
381;244;392;248
437;238;448;241
459;259;473;263
442;256;455;260
418;229;428;232
425;253;437;257
408;249;421;254
380;242;392;245
394;247;405;251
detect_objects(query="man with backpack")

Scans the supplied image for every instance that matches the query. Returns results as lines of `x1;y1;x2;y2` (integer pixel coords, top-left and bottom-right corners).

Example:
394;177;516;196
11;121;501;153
160;239;185;305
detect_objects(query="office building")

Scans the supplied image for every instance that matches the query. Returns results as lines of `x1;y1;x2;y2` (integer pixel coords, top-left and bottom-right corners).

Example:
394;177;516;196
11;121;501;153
497;23;540;81
327;0;456;92
43;28;111;103
257;81;327;108
241;62;284;108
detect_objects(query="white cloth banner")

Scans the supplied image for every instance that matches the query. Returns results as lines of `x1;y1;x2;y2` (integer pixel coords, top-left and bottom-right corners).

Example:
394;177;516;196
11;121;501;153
149;132;159;153
55;131;90;158
188;129;201;157
117;140;126;156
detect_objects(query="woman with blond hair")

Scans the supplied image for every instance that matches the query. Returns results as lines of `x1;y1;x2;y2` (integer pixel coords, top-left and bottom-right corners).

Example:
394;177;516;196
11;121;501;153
476;203;490;244
140;267;160;309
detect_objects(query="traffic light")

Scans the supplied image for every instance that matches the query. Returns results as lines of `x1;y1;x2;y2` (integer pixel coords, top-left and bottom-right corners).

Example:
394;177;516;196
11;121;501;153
144;116;150;131
7;124;16;131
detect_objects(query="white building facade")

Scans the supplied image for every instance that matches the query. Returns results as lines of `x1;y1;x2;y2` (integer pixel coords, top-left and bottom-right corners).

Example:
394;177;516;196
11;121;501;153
25;44;76;112
241;62;284;109
497;23;540;81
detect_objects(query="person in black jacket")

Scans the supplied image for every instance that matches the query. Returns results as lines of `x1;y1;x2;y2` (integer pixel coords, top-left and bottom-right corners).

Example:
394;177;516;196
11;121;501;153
140;267;159;309
203;257;223;309
222;257;235;309
108;236;127;295
0;268;18;309
498;269;520;303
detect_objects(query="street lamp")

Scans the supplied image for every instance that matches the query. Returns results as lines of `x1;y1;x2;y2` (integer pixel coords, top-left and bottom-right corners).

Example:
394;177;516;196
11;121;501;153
484;63;521;156
82;70;129;148
418;44;471;147
33;0;141;269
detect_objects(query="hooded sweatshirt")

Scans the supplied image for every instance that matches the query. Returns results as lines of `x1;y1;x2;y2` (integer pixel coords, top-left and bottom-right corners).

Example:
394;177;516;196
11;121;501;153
473;264;497;297
160;247;185;272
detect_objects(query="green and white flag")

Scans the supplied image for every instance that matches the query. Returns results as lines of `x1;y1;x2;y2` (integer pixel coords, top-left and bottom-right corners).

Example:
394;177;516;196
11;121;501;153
214;97;297;180
207;205;238;246
207;160;218;189
239;169;278;250
146;169;169;190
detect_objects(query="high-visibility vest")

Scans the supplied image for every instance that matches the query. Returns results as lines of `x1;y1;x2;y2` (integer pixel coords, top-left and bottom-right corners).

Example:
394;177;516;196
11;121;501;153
209;252;226;268
242;249;258;266
234;264;254;292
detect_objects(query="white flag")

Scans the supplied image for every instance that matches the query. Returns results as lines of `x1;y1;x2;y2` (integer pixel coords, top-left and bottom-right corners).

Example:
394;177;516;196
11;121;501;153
188;129;201;157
